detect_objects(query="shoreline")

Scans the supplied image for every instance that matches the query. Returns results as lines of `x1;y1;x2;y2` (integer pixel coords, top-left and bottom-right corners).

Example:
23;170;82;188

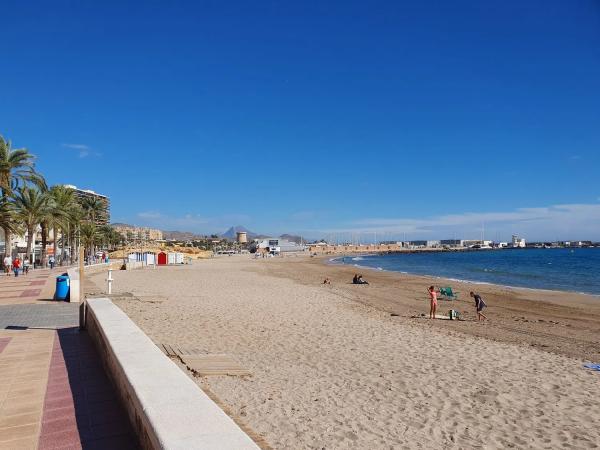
261;255;600;361
326;252;600;298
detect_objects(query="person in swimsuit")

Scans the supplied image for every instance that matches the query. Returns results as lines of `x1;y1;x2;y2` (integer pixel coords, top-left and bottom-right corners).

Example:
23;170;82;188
470;291;488;321
428;285;438;319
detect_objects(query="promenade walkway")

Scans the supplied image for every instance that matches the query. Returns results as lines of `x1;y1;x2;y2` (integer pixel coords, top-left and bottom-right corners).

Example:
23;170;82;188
0;269;138;449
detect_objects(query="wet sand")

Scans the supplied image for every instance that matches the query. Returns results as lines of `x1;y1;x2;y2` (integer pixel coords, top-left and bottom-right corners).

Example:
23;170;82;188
88;256;600;449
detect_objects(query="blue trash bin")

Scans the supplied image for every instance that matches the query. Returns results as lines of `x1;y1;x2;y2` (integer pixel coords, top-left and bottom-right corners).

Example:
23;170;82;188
55;275;70;301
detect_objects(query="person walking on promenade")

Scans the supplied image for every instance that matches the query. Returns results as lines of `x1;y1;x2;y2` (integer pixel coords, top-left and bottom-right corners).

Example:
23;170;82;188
428;285;438;319
470;291;488;321
3;255;11;276
23;257;30;275
48;255;55;269
12;256;21;277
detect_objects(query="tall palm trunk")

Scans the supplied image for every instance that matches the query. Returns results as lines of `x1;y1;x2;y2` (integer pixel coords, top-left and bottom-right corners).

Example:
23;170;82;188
1;189;11;258
2;226;11;258
52;226;58;265
60;227;66;266
69;232;75;265
25;226;34;261
41;222;48;267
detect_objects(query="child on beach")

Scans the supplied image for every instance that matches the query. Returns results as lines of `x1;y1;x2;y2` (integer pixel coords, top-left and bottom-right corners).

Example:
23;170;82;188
428;285;438;319
470;291;488;321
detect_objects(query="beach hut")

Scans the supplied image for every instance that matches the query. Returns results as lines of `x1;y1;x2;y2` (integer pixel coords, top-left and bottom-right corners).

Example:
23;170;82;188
145;253;156;265
167;252;184;264
128;252;156;265
157;252;167;265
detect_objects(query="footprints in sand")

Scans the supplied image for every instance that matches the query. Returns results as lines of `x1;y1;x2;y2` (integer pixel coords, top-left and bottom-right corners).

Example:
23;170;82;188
92;260;600;449
513;315;562;325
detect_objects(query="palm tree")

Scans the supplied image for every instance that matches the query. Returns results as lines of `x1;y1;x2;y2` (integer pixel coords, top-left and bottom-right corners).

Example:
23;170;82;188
0;135;45;257
80;196;106;224
65;204;85;264
13;187;51;261
0;199;17;254
49;185;76;265
80;222;100;260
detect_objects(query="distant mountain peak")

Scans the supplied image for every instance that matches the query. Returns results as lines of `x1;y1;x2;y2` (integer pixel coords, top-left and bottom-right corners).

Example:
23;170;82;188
221;225;255;239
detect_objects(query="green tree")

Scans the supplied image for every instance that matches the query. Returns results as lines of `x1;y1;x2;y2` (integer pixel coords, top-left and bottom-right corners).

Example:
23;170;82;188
13;187;51;261
0;199;17;253
80;222;100;260
66;204;85;264
0;135;45;256
80;196;106;224
49;185;77;265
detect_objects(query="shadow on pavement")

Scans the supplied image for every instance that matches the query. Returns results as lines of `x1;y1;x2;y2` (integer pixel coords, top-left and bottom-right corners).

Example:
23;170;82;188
38;327;140;449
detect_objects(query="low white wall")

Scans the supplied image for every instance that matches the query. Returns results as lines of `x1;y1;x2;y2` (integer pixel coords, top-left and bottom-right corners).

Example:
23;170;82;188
67;261;126;303
85;298;260;450
67;262;114;303
67;267;80;302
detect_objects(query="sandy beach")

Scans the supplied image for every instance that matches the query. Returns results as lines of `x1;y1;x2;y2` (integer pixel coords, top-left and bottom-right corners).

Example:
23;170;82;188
89;256;600;449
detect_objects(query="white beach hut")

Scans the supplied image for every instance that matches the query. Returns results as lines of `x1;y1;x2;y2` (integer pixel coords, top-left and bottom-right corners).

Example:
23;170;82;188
167;252;184;264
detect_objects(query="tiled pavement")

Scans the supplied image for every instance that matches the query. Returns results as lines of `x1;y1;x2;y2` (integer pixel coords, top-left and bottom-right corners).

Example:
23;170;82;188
0;269;139;449
0;269;63;306
0;304;79;330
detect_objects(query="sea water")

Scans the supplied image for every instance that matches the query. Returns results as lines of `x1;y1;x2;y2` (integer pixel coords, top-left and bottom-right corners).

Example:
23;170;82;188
334;248;600;295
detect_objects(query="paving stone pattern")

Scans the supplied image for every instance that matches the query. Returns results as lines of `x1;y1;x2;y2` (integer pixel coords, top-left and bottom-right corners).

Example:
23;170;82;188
0;304;79;330
38;329;138;450
0;269;140;449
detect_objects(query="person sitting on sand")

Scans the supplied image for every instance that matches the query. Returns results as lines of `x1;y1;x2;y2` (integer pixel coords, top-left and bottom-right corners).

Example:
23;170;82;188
428;285;438;319
323;277;331;285
352;274;359;284
470;291;488;321
357;275;369;285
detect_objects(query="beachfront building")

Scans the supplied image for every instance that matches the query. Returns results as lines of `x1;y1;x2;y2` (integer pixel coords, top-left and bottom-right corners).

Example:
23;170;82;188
512;235;526;248
255;238;306;254
380;241;407;247
0;231;28;257
566;241;593;247
461;239;493;248
1;226;63;262
65;184;110;225
440;239;463;247
113;224;164;242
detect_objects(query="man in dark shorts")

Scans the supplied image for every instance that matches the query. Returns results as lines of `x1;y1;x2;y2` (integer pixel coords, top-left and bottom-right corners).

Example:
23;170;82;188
470;291;488;321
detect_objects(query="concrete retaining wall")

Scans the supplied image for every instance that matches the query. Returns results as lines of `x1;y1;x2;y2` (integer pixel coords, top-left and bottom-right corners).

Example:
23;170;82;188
85;298;259;450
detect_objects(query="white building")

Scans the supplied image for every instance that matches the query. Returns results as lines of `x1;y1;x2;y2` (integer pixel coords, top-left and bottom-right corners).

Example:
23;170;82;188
512;235;526;248
255;238;306;254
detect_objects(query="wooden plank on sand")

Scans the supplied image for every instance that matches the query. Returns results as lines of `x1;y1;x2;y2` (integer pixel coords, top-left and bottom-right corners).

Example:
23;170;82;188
181;354;251;376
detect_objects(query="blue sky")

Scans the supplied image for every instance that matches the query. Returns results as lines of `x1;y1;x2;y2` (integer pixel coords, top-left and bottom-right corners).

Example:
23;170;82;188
1;1;599;241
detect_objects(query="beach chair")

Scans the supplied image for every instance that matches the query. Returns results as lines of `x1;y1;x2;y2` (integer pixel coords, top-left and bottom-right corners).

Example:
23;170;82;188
439;287;459;300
